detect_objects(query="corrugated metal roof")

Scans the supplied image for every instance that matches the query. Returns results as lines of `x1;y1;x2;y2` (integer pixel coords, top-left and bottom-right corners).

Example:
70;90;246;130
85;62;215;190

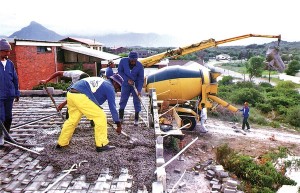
61;37;103;46
61;44;120;60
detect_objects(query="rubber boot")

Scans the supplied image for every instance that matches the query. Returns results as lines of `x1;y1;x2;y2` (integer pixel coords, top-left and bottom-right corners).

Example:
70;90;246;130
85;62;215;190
3;119;12;134
3;119;12;142
119;109;124;123
134;112;139;126
90;120;95;127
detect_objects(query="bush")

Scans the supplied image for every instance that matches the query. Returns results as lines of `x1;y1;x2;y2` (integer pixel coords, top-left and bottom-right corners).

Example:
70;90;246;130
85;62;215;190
269;121;280;128
218;76;234;85
32;82;70;91
275;81;297;89
230;88;264;106
259;82;273;88
235;81;256;89
285;106;300;127
249;108;268;125
216;144;297;192
285;60;300;76
256;103;273;114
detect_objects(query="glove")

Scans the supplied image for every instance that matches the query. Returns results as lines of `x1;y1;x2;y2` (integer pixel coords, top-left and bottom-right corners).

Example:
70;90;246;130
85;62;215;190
116;122;122;134
57;103;64;111
128;79;134;85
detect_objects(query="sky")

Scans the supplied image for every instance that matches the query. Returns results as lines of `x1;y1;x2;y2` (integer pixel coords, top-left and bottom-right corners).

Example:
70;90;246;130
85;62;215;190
1;0;299;46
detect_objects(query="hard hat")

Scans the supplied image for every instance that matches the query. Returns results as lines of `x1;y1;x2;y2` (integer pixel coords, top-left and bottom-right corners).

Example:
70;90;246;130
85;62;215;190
110;74;124;86
108;60;114;65
128;51;138;59
0;39;12;51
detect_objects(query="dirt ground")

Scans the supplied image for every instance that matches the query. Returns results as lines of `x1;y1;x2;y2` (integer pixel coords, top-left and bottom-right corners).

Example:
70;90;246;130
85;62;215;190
163;117;300;192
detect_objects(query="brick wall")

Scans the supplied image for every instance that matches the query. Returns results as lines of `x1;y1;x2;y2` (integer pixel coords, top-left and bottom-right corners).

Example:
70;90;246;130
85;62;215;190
13;45;63;90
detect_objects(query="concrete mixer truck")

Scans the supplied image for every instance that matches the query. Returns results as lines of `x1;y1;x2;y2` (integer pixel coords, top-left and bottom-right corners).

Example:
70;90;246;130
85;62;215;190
139;34;285;130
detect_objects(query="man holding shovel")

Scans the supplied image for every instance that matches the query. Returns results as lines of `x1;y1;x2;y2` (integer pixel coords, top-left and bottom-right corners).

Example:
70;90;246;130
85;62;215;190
0;39;20;147
118;51;144;126
56;74;124;152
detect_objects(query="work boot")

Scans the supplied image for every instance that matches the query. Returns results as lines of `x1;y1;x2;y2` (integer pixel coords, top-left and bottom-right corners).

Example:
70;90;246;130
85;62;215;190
96;145;116;152
3;119;12;134
134;112;139;126
119;109;124;123
54;144;66;150
90;120;95;127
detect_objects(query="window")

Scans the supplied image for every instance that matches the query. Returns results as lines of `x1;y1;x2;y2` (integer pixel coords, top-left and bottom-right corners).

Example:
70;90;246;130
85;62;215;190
37;46;52;53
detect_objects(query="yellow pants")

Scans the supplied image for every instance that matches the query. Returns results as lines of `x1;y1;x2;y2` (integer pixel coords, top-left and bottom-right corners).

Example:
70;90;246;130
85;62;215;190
57;92;108;147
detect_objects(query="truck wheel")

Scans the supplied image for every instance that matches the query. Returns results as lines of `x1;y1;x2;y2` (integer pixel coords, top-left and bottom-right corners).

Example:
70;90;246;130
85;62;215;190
179;114;197;131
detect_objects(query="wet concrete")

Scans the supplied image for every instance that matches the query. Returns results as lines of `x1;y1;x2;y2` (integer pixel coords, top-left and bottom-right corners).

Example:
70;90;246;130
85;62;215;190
1;96;156;192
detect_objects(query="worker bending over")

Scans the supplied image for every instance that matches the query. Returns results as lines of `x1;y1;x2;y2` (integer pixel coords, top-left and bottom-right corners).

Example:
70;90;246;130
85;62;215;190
56;74;124;152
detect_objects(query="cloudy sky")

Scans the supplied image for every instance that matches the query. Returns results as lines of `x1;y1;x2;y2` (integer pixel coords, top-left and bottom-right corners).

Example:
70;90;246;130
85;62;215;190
0;0;298;46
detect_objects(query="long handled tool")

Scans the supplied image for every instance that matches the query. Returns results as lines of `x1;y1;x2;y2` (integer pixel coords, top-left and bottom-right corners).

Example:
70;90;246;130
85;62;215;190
132;84;148;112
132;84;150;127
43;84;65;121
107;121;138;144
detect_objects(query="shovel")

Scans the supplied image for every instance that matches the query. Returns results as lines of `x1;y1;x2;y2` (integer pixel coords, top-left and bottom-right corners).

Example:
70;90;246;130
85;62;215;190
107;122;138;144
43;84;65;121
132;84;150;127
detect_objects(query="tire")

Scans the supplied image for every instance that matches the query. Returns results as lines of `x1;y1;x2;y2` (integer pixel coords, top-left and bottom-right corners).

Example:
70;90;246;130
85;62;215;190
178;113;197;131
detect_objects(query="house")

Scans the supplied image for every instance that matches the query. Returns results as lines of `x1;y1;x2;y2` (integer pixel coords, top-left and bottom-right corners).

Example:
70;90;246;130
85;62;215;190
8;38;119;90
60;37;104;51
109;46;128;54
216;54;231;61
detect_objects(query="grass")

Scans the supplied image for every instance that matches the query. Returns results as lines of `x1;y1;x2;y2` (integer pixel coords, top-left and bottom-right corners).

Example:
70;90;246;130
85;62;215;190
221;65;246;74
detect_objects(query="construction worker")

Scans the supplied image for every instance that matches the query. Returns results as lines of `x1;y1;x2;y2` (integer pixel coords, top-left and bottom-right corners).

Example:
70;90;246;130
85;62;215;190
118;51;144;126
56;74;124;152
40;70;90;113
105;60;115;80
239;102;250;131
0;39;20;146
199;103;208;133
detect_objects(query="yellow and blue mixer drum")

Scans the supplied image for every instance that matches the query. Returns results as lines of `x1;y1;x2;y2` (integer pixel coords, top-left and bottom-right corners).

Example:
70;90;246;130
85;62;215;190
146;65;206;104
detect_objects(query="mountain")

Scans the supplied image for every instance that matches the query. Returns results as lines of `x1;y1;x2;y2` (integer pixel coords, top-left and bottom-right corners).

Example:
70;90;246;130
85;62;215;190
8;21;64;41
6;21;179;47
6;21;300;49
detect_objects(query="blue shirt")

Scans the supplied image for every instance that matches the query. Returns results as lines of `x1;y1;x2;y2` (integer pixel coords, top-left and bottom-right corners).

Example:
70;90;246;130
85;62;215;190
0;59;20;99
70;77;119;123
105;67;114;79
240;106;250;118
118;58;144;92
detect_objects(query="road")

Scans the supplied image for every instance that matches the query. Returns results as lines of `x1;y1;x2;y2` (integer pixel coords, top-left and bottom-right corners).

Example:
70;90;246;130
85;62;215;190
204;60;278;86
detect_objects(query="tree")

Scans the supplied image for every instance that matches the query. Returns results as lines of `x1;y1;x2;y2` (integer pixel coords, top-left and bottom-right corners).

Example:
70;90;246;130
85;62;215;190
281;54;290;63
245;56;265;81
285;60;300;76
